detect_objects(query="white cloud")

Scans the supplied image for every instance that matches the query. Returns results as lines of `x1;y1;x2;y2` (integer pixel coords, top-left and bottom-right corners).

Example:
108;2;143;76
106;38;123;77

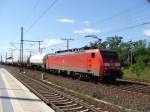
83;20;91;26
73;28;100;34
57;19;75;23
144;29;150;36
41;39;63;49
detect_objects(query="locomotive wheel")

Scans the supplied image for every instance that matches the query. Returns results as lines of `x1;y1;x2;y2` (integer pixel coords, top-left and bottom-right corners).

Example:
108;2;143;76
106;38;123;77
71;72;78;80
103;76;116;83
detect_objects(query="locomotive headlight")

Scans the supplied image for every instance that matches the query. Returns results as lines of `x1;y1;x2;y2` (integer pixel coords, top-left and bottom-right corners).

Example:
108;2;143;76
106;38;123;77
115;63;120;66
104;63;110;66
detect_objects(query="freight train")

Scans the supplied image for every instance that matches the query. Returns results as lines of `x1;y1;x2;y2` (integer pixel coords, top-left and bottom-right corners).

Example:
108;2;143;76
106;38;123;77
4;48;122;81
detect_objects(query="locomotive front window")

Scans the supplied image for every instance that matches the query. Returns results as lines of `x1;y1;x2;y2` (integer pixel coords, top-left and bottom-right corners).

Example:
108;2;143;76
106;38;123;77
91;53;95;58
101;51;118;59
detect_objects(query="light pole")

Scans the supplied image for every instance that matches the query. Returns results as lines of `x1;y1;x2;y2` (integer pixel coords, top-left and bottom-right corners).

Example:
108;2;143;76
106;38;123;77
129;42;135;65
84;35;102;49
23;40;43;53
5;52;7;63
7;48;16;63
1;55;2;63
61;38;74;50
149;36;150;48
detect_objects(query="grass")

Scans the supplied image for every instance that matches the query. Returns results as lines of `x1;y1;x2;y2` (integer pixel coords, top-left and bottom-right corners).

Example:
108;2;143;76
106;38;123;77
123;67;150;81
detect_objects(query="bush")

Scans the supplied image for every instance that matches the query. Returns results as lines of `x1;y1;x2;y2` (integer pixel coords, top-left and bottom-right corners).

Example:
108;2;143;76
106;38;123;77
129;57;145;76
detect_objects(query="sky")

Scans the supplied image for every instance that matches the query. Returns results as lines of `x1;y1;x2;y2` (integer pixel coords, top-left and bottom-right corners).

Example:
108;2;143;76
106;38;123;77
0;0;150;59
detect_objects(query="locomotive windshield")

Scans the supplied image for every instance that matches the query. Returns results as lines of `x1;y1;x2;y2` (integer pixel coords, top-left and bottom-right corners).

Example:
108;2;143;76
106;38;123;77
100;51;118;60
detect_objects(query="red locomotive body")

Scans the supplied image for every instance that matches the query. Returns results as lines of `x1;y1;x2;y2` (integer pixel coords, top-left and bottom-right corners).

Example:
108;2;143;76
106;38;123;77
46;49;122;80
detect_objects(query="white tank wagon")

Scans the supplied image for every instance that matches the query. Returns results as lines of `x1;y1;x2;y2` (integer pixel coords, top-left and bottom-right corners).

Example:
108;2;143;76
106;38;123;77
6;59;13;65
29;54;47;68
12;57;19;66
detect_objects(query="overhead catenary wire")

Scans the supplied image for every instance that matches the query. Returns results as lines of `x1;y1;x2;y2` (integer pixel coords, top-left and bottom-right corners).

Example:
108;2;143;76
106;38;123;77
117;21;150;32
132;14;150;22
25;0;59;33
33;0;41;11
22;0;41;27
100;8;134;22
102;20;150;36
99;3;150;35
99;4;146;23
20;0;149;52
93;3;149;34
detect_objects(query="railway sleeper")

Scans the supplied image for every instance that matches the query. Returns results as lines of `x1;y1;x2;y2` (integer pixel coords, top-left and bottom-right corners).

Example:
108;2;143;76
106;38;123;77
47;97;65;101
14;71;102;112
37;91;51;94
54;101;73;105
32;85;47;89
62;106;84;111
76;109;90;112
56;103;78;108
45;95;62;99
23;81;33;84
47;93;61;97
120;86;150;94
42;93;59;97
34;89;50;93
122;86;146;90
39;92;59;95
49;99;69;103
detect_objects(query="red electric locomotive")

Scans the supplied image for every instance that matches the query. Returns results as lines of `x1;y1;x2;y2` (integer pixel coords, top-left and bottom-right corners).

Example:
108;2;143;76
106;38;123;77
45;49;122;81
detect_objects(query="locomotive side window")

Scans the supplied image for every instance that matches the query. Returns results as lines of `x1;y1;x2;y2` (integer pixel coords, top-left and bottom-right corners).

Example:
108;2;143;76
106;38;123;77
91;53;95;58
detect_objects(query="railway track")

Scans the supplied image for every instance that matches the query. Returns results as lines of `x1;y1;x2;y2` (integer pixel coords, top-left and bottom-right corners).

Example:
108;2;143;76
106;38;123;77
8;64;150;97
2;65;150;112
26;67;150;96
12;72;104;112
109;79;150;95
14;66;150;96
120;78;150;86
4;65;150;96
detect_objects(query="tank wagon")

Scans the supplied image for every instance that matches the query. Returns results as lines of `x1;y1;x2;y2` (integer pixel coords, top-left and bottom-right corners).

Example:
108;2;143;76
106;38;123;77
6;58;13;65
45;49;122;81
12;56;29;66
29;53;47;68
12;57;19;66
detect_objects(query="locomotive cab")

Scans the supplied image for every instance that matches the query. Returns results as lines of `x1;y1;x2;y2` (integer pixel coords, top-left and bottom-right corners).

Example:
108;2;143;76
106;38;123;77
100;50;122;80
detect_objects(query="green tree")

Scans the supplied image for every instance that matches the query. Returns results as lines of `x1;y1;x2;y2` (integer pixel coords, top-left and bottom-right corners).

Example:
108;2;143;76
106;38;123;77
106;36;123;49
